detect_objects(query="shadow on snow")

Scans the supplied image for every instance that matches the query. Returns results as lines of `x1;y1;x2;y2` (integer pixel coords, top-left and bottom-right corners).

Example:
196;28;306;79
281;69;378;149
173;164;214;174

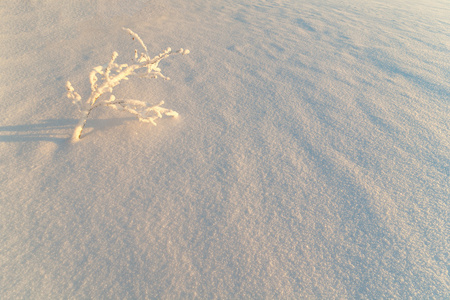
0;117;135;143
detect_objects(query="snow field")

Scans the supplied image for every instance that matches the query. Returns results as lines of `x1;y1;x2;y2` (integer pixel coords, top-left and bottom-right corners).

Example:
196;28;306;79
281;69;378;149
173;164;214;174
0;0;448;298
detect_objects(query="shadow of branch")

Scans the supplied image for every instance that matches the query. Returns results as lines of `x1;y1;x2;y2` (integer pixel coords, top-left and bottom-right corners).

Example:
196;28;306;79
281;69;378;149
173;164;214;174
0;117;135;143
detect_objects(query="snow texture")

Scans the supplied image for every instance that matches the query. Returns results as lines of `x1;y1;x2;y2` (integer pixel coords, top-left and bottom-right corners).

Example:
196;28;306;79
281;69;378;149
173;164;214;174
0;0;449;298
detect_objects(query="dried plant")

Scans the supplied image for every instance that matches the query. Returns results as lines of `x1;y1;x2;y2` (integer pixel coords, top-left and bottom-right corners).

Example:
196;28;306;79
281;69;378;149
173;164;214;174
66;28;189;142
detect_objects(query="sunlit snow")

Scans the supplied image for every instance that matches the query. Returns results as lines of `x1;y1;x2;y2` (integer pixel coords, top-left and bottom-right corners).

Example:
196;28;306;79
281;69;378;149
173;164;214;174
0;0;448;298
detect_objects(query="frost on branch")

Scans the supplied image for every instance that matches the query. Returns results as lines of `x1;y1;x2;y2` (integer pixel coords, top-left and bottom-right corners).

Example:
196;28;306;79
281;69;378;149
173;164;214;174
66;27;189;142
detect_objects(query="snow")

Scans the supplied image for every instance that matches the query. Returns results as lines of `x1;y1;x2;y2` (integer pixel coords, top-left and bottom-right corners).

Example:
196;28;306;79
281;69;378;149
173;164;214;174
1;0;449;298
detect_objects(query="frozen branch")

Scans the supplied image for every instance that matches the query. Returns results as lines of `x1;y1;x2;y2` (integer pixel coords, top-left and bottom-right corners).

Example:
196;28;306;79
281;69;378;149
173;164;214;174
66;28;189;142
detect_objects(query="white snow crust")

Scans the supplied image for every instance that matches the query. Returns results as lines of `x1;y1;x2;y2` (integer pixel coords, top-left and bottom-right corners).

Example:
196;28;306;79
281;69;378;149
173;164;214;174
0;0;449;298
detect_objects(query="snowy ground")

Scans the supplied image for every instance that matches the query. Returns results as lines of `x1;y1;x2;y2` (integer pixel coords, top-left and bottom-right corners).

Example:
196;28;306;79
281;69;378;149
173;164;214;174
1;0;449;298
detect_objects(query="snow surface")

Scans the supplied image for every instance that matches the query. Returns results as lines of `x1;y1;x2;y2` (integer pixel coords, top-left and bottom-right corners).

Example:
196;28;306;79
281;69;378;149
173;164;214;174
1;0;449;298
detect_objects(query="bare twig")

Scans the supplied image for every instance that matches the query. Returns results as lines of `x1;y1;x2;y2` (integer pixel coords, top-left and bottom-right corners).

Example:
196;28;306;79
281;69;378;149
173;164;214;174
66;28;189;142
